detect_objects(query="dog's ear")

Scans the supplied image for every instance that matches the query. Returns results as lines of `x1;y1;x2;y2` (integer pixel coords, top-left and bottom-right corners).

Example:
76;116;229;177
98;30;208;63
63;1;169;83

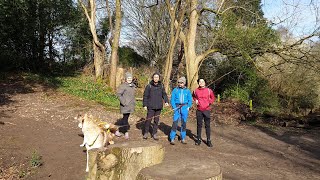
103;123;118;133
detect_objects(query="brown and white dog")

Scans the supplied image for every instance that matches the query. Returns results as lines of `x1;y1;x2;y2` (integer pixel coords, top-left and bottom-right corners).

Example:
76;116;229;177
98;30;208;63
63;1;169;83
76;113;118;172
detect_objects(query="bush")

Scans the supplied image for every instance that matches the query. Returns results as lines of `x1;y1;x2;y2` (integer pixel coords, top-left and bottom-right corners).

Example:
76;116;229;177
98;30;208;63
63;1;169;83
253;80;281;113
214;58;281;113
222;86;249;103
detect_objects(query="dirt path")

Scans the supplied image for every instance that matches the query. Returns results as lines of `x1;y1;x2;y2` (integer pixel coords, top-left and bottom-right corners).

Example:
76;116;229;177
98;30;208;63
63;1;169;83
1;79;320;180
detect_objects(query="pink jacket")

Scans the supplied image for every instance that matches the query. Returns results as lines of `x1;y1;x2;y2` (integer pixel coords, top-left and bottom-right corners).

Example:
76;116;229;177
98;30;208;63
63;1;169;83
192;87;215;111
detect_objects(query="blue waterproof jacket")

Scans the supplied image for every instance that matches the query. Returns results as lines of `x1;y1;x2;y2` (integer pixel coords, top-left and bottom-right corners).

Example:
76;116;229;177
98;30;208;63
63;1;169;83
170;87;192;109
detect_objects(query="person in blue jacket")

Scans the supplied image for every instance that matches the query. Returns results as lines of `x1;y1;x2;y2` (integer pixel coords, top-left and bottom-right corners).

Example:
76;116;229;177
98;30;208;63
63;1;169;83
169;76;193;145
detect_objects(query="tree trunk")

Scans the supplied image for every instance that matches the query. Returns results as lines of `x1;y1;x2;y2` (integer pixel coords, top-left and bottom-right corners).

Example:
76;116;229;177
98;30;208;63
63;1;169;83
163;43;175;93
109;0;122;90
178;0;219;91
87;141;164;180
163;0;186;93
93;41;105;81
116;67;124;88
185;0;199;91
48;32;54;62
79;0;106;81
186;55;199;91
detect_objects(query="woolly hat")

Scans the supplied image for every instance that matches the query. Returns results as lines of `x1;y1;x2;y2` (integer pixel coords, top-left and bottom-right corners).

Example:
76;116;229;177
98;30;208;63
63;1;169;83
125;72;133;79
177;76;186;84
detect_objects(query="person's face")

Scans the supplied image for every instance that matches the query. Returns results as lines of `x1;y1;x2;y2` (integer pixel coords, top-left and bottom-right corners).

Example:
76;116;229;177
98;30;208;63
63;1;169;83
178;81;185;88
153;74;160;83
126;77;133;84
198;79;206;88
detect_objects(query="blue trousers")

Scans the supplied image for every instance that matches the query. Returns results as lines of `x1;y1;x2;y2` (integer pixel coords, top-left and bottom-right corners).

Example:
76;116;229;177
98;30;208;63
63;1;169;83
169;106;189;141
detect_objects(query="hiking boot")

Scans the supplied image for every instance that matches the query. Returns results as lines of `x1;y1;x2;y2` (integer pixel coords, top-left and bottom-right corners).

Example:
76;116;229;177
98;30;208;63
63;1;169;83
181;139;187;144
195;139;201;146
143;133;148;140
115;130;121;137
170;140;175;145
124;132;129;140
153;134;159;141
207;140;213;147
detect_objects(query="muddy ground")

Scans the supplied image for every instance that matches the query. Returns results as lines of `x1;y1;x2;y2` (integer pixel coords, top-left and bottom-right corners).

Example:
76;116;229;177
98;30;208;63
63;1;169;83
0;77;319;180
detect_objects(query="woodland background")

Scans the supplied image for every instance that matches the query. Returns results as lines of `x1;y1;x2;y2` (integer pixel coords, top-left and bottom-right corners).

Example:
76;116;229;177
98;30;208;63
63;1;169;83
1;0;319;115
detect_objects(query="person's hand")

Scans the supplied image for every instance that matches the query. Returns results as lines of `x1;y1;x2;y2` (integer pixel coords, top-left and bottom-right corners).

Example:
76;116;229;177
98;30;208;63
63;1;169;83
164;103;169;107
144;106;147;111
195;100;199;105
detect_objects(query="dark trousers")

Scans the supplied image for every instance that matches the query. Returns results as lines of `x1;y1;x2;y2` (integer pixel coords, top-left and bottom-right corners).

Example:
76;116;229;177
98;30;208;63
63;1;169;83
144;109;161;135
119;113;130;133
196;110;211;140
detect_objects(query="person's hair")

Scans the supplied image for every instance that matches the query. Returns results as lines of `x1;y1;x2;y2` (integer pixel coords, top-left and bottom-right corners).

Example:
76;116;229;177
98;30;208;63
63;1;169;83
152;72;161;79
197;78;205;84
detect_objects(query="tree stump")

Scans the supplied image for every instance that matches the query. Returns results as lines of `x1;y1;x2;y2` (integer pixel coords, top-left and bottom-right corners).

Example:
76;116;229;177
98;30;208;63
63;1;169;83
87;140;164;180
137;153;222;180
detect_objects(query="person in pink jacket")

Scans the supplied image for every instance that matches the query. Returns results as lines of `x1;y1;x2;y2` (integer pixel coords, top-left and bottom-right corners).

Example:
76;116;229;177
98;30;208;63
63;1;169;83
192;78;215;147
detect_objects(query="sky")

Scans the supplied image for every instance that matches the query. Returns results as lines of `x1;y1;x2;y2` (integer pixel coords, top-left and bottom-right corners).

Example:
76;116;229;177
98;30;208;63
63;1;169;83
261;0;319;37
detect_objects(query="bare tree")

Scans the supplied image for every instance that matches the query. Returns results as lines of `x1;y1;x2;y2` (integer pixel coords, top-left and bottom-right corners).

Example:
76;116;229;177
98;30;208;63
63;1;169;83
162;0;186;93
123;0;171;67
174;0;220;90
78;0;106;81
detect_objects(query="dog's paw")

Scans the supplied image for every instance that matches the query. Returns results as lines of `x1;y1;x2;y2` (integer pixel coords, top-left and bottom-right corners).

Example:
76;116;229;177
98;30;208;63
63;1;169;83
80;144;85;147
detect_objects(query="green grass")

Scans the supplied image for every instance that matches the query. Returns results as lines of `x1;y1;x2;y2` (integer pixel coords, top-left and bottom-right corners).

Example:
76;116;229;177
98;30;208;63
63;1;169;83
30;150;42;168
57;75;120;108
16;73;173;117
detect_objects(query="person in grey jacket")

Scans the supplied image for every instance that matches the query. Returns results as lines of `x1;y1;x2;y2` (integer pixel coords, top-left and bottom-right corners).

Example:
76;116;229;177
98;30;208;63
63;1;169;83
142;72;169;140
116;72;136;139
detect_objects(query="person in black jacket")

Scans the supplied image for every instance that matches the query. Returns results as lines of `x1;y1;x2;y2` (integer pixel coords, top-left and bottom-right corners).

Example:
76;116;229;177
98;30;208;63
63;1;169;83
143;72;169;140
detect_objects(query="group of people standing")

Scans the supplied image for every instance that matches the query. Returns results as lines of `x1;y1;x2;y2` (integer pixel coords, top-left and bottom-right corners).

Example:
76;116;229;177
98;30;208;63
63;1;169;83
116;72;215;147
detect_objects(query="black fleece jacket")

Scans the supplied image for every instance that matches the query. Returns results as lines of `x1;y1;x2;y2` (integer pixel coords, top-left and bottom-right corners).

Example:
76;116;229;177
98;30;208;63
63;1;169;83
143;80;169;109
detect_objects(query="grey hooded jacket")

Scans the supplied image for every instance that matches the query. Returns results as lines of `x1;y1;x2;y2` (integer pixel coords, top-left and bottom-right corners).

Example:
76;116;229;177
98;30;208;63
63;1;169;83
117;82;136;114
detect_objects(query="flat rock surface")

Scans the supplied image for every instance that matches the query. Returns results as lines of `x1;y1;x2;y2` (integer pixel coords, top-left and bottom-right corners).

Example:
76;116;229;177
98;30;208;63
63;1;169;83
139;153;221;180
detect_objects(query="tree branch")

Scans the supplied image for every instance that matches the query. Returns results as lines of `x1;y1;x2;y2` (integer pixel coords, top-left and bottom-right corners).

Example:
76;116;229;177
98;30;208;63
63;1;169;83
196;48;219;64
142;0;159;8
106;0;113;45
